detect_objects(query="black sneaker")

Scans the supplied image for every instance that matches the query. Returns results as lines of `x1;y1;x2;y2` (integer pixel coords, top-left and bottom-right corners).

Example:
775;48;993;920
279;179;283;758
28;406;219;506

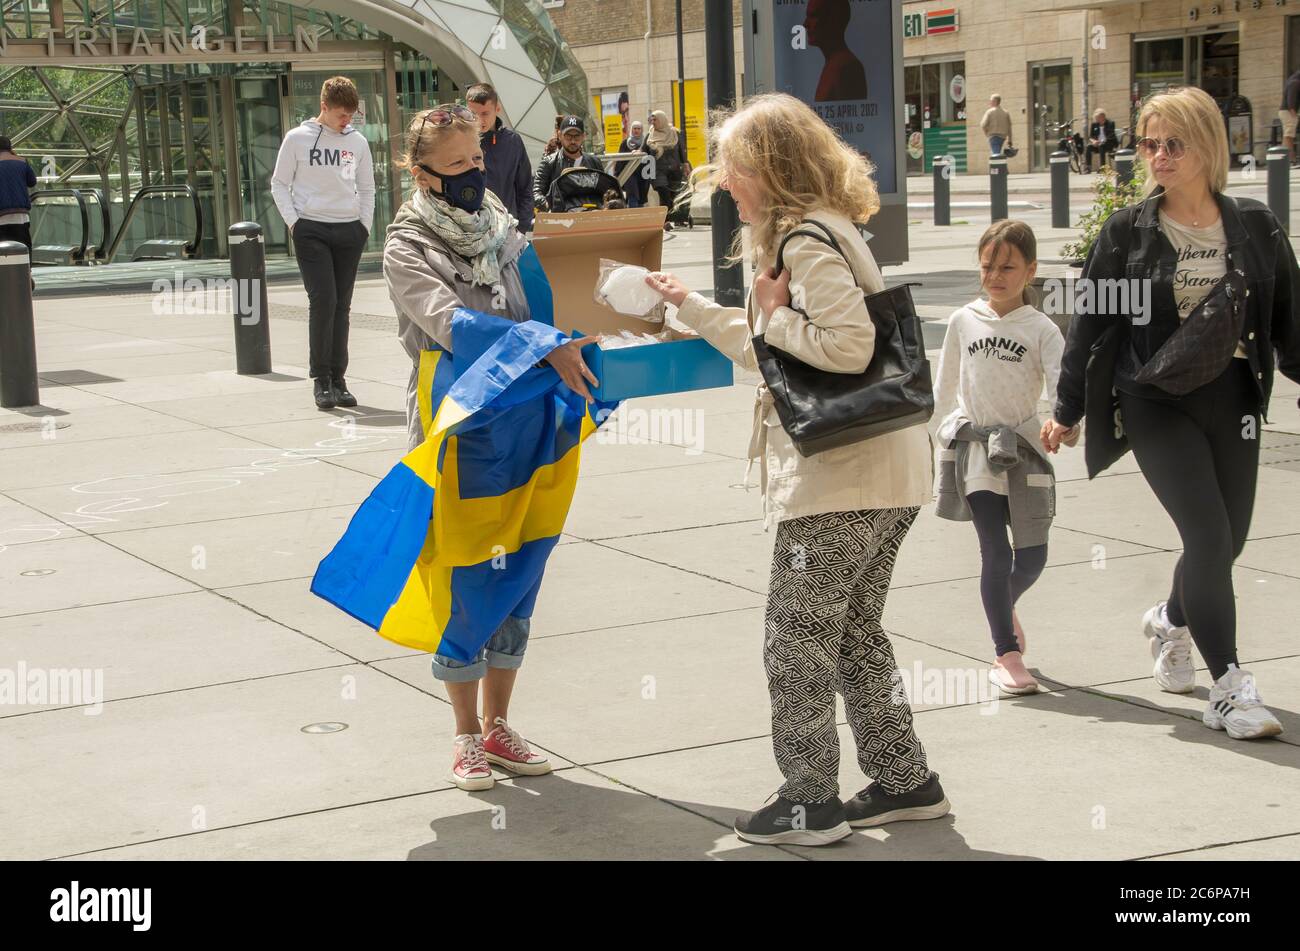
313;377;336;410
733;794;852;846
332;376;357;408
844;772;951;828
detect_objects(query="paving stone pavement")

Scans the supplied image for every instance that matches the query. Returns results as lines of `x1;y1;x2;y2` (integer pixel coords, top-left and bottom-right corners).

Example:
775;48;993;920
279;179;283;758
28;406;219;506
2;189;1298;861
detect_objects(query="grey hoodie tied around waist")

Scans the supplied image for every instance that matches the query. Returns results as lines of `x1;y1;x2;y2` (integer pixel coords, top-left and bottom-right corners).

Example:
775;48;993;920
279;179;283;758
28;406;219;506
934;416;1056;549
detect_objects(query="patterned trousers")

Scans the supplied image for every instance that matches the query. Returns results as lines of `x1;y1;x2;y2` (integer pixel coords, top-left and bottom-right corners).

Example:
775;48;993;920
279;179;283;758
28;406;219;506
764;506;932;803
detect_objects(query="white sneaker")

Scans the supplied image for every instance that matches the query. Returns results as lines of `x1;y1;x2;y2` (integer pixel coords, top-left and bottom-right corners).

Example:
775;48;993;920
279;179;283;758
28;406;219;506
1142;601;1195;694
1204;666;1283;740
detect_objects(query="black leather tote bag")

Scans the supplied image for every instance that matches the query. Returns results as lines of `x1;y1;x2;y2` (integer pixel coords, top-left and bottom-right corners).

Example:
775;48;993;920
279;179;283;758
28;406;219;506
751;220;934;457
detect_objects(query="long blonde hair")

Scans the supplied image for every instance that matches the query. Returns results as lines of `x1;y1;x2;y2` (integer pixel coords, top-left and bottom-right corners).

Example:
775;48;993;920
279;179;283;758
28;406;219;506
690;93;880;263
1136;86;1229;196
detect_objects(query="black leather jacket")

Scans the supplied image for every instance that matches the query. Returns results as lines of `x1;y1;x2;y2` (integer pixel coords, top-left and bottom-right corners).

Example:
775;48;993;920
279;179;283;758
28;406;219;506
532;150;602;209
1056;187;1300;427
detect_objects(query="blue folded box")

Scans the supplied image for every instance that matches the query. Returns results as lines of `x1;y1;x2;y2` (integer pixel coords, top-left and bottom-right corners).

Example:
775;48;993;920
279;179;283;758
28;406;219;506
573;330;734;402
532;206;734;400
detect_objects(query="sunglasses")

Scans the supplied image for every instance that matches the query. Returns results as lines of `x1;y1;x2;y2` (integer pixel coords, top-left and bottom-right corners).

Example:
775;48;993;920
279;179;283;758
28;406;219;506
413;104;477;176
1136;136;1187;161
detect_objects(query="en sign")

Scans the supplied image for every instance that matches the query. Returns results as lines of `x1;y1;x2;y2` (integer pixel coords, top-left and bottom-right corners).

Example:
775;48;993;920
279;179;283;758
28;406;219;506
904;9;960;38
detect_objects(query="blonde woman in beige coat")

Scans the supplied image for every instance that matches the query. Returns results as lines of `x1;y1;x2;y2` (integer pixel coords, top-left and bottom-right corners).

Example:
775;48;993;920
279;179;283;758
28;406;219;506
647;93;949;846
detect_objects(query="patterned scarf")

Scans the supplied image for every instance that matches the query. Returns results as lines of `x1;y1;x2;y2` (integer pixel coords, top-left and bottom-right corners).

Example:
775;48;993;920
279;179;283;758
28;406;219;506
407;186;513;288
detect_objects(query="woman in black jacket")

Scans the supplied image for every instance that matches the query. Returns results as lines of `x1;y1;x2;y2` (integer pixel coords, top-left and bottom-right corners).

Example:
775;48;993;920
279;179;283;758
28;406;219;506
645;110;690;230
1044;86;1300;740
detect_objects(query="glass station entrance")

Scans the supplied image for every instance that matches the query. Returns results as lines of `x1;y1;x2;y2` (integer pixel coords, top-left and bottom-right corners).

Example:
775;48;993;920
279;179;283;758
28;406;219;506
0;0;589;264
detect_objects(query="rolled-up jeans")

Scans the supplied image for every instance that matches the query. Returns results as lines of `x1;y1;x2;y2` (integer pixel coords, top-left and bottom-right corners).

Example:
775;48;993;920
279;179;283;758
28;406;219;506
431;615;530;682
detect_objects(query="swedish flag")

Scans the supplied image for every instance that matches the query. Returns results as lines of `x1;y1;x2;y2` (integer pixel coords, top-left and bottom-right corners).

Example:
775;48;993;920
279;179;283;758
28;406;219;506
311;304;616;663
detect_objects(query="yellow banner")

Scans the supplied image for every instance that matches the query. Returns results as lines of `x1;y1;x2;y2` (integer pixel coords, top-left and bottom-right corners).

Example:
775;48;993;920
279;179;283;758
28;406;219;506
604;113;624;152
671;79;707;170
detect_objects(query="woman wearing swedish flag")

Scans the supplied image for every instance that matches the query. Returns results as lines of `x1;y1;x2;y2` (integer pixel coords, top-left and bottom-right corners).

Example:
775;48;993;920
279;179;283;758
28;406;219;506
376;104;599;790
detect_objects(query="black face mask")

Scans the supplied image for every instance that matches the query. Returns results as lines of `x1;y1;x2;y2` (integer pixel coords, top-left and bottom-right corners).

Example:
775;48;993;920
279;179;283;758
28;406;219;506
422;165;486;213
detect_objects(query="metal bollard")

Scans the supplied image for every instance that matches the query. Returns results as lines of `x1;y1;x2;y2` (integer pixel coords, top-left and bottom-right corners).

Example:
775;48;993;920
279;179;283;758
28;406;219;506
228;221;272;375
1113;147;1135;189
1267;146;1290;233
933;155;951;226
989;156;1008;222
1050;149;1071;229
0;241;39;408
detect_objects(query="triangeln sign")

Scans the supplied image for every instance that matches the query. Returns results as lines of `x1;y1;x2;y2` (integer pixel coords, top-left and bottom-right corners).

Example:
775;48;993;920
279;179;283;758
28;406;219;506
0;24;324;58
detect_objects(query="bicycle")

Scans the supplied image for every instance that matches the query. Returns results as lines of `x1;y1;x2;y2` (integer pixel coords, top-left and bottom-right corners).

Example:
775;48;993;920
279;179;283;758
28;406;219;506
1048;118;1085;173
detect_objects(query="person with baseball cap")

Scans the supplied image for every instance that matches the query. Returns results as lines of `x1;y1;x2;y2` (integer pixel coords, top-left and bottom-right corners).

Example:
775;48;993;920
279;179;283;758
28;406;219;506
532;115;603;210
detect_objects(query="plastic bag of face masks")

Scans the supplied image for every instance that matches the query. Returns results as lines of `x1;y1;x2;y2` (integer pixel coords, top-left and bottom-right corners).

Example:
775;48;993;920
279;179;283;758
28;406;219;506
594;259;666;323
598;329;673;350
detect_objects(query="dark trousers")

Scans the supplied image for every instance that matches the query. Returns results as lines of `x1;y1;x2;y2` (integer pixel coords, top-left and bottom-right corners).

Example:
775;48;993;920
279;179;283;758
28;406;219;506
622;171;645;208
1085;143;1113;170
966;490;1048;656
0;221;33;252
652;174;687;222
1118;360;1260;679
292;218;367;380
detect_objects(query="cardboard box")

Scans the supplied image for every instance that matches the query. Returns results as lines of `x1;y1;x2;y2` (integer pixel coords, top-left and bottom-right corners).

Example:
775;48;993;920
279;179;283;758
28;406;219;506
532;206;734;400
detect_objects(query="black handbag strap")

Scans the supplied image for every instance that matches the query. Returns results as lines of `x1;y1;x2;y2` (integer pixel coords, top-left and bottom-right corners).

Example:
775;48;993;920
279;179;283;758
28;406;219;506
772;218;919;323
775;218;854;282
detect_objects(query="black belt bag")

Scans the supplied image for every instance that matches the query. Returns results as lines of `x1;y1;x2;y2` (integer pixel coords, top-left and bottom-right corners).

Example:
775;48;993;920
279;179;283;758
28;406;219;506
1132;262;1246;396
751;220;935;458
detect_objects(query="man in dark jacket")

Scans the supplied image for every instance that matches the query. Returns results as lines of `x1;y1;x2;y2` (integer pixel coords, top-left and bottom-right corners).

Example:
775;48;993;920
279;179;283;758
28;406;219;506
0;136;38;253
466;82;533;232
1084;109;1118;173
533;116;603;210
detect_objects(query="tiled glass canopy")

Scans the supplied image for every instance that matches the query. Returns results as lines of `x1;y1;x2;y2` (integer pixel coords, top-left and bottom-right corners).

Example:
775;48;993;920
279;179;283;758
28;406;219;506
0;0;590;158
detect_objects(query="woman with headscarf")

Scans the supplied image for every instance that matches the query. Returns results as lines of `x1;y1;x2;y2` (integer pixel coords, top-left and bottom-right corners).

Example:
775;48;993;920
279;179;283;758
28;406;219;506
617;119;648;208
646;110;690;231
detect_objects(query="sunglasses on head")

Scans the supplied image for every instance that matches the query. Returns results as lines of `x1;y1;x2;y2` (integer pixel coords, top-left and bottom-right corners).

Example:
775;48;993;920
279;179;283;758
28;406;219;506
1136;136;1187;161
412;104;477;176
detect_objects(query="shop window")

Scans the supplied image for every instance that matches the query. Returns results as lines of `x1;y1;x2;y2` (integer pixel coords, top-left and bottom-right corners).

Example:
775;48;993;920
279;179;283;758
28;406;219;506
904;58;966;175
1193;31;1239;102
1134;36;1185;102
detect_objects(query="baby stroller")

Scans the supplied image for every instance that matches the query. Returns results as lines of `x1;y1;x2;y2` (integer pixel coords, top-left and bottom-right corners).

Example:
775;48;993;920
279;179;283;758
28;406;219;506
546;166;625;212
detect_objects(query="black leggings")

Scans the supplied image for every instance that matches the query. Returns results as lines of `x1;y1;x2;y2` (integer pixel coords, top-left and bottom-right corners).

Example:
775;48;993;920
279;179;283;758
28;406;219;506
1118;360;1260;680
968;490;1048;656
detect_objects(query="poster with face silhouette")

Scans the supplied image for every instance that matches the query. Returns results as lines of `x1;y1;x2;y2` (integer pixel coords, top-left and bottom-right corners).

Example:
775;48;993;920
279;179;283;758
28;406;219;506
771;0;896;192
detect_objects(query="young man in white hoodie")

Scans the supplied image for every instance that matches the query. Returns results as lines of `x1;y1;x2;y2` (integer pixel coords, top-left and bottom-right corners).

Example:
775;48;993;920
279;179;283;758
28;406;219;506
271;76;376;410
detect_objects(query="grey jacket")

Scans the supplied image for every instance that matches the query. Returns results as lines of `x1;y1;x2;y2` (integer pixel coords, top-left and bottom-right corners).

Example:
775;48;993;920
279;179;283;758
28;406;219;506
934;416;1056;548
383;201;533;451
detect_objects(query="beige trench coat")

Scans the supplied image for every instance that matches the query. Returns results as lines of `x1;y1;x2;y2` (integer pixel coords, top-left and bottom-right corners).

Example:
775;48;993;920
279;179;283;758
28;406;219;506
675;209;933;527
